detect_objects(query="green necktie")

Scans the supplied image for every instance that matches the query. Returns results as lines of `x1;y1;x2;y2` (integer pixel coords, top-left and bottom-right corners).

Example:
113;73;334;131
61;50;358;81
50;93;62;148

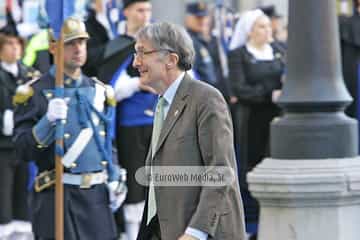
147;96;165;224
151;96;165;156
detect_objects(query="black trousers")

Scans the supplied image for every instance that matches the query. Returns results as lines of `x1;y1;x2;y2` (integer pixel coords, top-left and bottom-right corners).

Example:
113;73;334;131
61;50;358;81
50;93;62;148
116;125;152;203
115;125;152;235
0;148;29;224
31;184;117;240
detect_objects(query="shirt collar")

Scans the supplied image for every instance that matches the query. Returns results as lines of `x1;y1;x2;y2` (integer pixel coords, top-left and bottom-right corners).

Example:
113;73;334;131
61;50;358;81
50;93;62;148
162;72;185;106
1;61;19;76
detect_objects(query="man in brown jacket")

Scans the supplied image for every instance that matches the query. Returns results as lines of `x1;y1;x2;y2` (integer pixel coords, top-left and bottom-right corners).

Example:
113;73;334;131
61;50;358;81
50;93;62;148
134;22;246;240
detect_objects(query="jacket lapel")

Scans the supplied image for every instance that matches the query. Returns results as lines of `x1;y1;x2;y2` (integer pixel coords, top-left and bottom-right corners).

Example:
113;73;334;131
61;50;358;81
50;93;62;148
152;74;191;158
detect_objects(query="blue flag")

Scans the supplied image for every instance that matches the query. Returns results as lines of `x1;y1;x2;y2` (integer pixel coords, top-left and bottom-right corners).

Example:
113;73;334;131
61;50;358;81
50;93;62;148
106;0;125;38
45;0;75;39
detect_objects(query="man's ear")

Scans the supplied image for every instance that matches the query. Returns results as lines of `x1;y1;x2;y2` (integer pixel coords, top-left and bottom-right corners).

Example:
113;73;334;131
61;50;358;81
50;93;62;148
123;7;130;19
167;53;179;69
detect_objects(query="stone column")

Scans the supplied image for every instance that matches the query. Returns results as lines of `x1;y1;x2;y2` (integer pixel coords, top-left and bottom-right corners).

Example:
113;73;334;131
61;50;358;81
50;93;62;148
247;1;360;239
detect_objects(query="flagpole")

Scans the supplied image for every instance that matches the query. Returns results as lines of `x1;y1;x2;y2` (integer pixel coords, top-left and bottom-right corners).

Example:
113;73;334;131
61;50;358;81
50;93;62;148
55;28;64;240
44;0;75;238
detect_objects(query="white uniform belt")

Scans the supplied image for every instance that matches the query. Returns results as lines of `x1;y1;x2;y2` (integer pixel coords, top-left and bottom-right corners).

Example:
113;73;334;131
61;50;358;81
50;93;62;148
63;171;107;188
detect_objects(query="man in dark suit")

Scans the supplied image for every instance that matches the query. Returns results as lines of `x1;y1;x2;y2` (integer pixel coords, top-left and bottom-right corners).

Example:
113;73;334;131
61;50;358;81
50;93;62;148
134;22;246;240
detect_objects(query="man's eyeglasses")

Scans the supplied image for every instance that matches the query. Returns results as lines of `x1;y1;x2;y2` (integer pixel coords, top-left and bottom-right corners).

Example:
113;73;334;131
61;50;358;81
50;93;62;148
133;48;175;59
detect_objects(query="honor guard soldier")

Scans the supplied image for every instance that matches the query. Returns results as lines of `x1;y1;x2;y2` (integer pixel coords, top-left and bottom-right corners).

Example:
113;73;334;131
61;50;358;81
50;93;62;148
185;2;218;87
0;29;39;238
13;18;126;240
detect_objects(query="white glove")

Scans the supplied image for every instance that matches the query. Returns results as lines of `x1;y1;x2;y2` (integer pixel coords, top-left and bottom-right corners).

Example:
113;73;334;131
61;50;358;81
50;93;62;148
108;181;128;212
114;71;140;101
46;98;68;122
2;109;14;136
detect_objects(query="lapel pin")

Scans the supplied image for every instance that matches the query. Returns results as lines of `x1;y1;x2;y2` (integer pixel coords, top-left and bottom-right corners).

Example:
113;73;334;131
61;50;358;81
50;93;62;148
174;109;179;116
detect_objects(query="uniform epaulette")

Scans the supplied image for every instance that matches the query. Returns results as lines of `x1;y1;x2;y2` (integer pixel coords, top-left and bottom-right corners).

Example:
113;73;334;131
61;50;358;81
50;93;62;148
26;70;41;79
92;77;116;107
13;75;41;106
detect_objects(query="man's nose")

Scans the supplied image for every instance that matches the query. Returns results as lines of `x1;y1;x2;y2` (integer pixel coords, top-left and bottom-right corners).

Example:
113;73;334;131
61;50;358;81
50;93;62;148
132;55;141;68
75;44;82;51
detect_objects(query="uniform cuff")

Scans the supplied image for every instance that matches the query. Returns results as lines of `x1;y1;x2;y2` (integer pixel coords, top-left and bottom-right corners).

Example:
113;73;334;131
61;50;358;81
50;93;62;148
185;227;208;240
32;115;56;147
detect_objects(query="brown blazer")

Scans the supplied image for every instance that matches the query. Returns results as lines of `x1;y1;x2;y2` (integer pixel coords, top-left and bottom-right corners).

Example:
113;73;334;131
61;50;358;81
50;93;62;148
138;74;246;240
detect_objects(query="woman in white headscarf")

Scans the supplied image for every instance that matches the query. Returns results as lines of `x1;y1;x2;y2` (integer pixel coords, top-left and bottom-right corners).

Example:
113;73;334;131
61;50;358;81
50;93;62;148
228;9;285;239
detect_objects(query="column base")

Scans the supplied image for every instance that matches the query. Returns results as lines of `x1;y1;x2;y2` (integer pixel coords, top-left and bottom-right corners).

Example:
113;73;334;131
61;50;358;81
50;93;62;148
247;157;360;240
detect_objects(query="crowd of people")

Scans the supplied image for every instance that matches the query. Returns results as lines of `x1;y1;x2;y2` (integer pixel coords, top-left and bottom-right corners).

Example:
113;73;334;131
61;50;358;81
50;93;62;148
6;0;347;240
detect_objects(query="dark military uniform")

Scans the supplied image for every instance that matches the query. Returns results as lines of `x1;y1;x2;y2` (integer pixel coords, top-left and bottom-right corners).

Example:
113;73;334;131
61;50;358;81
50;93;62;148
0;63;38;224
206;35;234;99
187;29;218;87
13;67;119;239
185;2;218;88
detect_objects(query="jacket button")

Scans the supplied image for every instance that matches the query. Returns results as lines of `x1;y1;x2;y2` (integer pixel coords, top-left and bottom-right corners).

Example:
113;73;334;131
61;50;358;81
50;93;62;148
44;176;50;183
71;163;77;168
101;161;108;166
64;133;71;139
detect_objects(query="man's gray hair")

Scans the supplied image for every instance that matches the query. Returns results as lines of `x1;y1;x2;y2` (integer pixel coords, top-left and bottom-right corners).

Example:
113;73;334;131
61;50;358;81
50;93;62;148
135;22;195;71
